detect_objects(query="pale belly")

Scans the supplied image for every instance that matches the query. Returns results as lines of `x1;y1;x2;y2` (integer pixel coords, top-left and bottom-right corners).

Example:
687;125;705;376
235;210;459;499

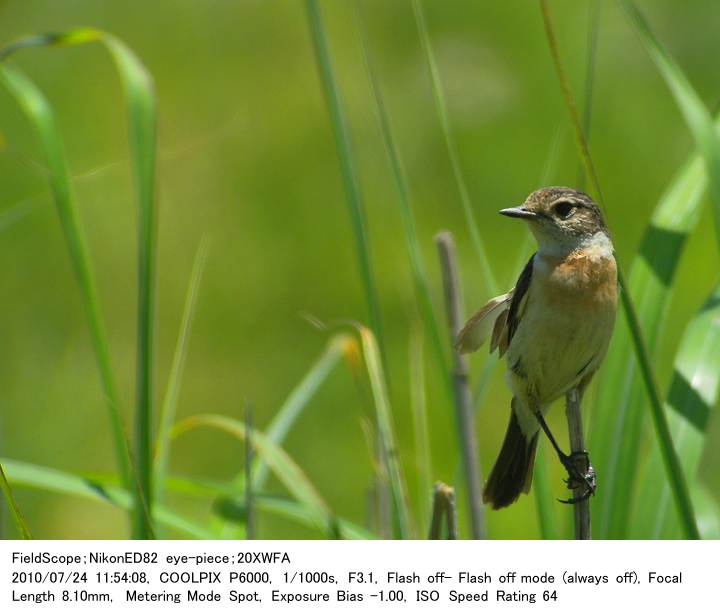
505;261;617;429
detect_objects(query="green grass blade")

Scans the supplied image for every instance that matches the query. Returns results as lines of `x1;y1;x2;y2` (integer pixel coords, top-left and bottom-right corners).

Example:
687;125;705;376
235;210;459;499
1;29;158;539
632;284;720;538
172;414;336;534
254;335;349;488
409;326;433;530
79;472;377;540
620;0;720;243
577;0;601;189
540;0;699;539
243;402;255;539
217;335;348;539
0;64;131;490
304;0;385;355
411;0;497;296
0;462;32;539
0;459;211;539
692;484;720;539
358;326;412;538
100;33;158;539
590;151;711;537
592;2;720;536
154;238;209;504
215;495;375;540
355;7;453;411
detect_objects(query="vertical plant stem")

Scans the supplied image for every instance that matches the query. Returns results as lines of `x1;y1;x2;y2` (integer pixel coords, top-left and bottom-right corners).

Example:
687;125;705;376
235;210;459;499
539;0;699;539
244;401;255;540
428;482;457;540
305;0;385;358
565;390;591;540
435;231;485;539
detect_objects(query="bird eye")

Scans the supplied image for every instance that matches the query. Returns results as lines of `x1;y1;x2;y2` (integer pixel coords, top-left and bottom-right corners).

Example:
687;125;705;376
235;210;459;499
553;201;575;219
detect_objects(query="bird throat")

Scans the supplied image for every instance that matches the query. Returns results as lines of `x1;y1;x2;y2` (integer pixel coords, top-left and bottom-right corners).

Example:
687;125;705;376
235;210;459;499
535;232;617;300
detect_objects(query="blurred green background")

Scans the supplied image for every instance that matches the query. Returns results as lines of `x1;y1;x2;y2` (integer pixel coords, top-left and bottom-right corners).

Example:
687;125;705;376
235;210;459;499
0;0;718;539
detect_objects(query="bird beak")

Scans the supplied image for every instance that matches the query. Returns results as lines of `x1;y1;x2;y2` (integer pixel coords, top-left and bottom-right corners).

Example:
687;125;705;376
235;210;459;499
499;206;537;220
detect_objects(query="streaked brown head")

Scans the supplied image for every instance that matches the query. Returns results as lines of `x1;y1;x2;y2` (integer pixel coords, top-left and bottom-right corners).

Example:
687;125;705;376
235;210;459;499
500;187;608;251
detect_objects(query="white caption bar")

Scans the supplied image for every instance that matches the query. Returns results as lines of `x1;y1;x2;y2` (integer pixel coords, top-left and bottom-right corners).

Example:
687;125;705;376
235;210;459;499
0;540;713;615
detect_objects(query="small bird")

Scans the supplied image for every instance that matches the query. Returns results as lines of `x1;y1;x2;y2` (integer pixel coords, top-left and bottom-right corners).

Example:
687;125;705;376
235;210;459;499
457;187;618;509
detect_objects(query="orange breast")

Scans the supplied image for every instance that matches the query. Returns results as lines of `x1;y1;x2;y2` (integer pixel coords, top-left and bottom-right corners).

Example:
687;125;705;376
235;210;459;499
539;251;617;309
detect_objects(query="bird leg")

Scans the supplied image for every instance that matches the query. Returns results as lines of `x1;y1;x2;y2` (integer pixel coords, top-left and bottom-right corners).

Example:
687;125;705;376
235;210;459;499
558;451;596;505
532;408;596;503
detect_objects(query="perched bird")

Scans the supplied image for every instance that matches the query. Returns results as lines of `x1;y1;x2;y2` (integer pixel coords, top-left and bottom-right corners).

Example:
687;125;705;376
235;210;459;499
457;187;617;510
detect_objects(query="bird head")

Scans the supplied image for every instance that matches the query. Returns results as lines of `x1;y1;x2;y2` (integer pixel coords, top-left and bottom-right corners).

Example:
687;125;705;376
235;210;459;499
500;187;608;255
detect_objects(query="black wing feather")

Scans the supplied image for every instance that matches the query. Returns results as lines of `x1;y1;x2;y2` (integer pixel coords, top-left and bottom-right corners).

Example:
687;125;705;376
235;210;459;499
506;253;535;344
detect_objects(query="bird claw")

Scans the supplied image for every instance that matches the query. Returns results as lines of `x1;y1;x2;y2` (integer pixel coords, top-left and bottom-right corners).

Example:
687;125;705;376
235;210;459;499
558;450;596;505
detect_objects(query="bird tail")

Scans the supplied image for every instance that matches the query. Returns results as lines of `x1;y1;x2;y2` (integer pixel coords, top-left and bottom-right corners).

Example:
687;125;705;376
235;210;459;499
483;399;538;510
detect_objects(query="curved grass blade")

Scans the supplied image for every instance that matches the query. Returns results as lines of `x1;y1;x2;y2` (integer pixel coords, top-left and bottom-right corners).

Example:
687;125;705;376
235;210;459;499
172;414;337;535
357;326;412;538
539;0;699;539
632;283;720;538
218;335;351;538
254;335;350;488
692;483;720;540
591;0;720;537
0;64;131;489
215;495;375;540
611;5;720;536
304;0;385;357
355;5;452;405
620;0;720;243
0;459;211;539
0;462;32;539
411;0;497;296
590;147;710;537
1;29;158;539
80;472;376;540
154;238;209;504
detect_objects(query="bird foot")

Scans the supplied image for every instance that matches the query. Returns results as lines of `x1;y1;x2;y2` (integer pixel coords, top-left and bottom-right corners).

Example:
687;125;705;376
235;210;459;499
558;450;596;505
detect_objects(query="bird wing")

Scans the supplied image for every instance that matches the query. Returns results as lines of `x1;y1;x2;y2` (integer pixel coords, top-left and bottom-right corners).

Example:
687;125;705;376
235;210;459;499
456;253;535;357
456;291;512;354
505;253;535;348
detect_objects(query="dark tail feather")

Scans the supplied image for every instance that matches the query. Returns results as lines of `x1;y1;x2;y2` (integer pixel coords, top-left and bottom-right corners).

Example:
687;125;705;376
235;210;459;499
483;400;538;510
